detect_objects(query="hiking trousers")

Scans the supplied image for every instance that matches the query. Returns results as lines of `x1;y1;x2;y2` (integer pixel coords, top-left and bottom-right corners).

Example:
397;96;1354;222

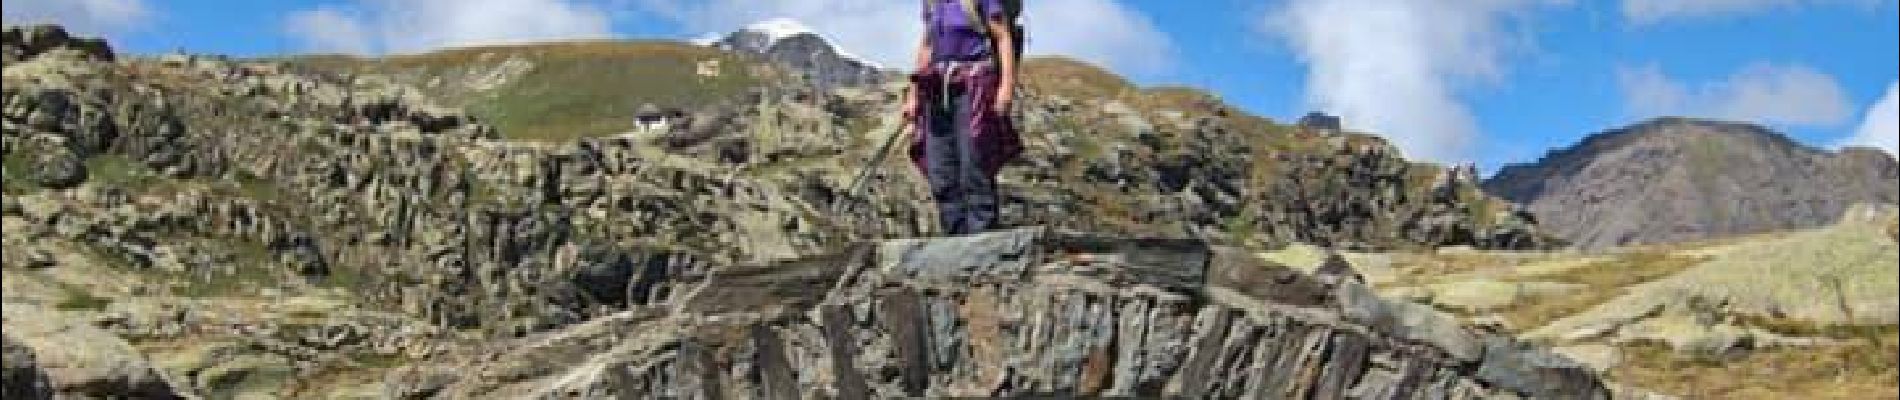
924;82;998;235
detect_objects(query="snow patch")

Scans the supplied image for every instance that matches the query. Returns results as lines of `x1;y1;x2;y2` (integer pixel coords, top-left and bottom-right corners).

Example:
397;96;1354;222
743;17;817;43
688;31;724;46
715;17;884;69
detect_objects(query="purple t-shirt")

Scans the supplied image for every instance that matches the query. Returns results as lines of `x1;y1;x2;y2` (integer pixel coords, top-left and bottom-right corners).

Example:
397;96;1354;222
925;0;1004;62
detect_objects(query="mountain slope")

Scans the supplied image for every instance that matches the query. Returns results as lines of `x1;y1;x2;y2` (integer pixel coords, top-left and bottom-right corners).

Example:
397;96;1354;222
281;19;883;142
285;40;785;141
1484;117;1899;249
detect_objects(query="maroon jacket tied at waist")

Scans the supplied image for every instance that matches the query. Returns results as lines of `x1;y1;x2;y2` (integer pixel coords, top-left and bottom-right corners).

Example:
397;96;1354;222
908;65;1023;177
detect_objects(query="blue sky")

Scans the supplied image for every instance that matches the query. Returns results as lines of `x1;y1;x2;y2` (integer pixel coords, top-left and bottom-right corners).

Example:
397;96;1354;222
7;0;1896;171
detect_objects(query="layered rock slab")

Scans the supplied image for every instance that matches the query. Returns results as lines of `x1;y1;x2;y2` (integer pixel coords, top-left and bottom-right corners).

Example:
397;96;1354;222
392;228;1609;399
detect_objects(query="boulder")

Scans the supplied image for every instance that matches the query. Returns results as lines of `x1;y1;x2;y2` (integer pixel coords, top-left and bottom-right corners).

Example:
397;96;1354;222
2;336;54;400
1;306;184;399
19;134;85;189
1475;336;1611;399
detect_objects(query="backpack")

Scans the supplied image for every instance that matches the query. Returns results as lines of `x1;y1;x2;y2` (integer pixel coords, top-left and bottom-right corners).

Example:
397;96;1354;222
927;0;1026;64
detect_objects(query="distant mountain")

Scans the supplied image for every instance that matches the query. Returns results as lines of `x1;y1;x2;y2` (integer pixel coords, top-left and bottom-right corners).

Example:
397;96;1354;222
1484;117;1899;249
706;18;886;88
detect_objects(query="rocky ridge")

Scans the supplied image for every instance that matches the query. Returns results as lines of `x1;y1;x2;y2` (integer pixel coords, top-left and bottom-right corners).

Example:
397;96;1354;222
1484;117;1899;249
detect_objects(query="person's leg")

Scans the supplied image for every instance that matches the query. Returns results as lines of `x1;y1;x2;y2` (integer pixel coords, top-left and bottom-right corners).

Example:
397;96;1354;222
925;86;966;235
952;89;997;234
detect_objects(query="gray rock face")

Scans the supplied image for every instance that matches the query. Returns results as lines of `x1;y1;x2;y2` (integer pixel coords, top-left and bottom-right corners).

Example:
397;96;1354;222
1485;117;1900;249
18;133;86;188
393;229;1611;399
1;24;114;64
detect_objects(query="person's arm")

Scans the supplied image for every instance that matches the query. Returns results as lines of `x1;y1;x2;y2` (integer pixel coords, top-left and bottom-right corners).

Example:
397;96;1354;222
914;33;933;73
904;34;931;121
987;16;1016;115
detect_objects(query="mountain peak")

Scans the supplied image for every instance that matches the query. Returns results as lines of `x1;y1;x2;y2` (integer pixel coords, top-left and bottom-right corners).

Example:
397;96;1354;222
1484;119;1899;249
704;18;885;87
741;18;819;43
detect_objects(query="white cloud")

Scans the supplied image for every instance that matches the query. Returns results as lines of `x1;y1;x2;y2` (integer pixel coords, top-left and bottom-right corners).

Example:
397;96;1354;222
284;0;614;55
285;7;374;55
1621;0;1886;25
1021;0;1176;75
1263;0;1556;163
639;0;1176;75
1841;82;1898;156
0;0;153;37
1617;62;1855;126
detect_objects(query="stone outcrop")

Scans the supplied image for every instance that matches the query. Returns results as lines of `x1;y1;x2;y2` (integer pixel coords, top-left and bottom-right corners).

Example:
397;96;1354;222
387;228;1609;399
2;24;114;64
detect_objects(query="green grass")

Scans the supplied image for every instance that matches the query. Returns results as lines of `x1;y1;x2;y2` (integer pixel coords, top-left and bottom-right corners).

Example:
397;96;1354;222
44;276;113;312
1;150;38;194
85;154;163;190
283;310;330;321
54;285;113;311
227;170;285;203
1023;57;1135;101
471;50;760;141
291;41;773;142
1221;206;1259;238
315;261;368;292
169;239;280;298
350;353;408;369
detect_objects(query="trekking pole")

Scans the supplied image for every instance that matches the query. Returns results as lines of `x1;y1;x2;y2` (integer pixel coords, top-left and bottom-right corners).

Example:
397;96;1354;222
838;122;911;212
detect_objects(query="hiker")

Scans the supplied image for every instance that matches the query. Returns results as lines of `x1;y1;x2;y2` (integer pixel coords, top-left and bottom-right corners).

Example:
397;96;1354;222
904;0;1025;235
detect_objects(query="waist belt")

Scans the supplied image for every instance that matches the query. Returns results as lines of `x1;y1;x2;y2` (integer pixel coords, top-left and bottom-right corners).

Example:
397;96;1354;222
929;60;995;108
932;60;995;78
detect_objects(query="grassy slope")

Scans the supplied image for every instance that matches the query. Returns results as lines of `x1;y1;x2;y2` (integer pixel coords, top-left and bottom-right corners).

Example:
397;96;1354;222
289;41;778;142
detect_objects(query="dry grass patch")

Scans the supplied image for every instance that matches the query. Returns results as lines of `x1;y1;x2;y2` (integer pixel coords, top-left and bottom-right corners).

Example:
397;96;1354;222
1022;57;1134;101
1498;252;1705;333
1374;252;1527;289
1613;329;1898;400
1139;86;1227;115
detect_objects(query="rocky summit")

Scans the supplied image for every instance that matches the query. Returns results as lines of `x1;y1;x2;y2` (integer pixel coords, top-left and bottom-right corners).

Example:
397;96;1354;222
1;24;1591;399
1485;117;1899;250
707;18;888;89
